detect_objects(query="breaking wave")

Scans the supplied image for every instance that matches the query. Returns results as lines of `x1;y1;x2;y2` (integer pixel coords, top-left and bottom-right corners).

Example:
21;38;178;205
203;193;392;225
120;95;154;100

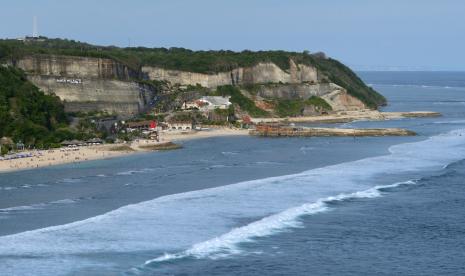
143;180;416;265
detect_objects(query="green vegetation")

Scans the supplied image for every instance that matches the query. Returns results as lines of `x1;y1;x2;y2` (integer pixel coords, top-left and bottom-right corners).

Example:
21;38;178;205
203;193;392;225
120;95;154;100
305;96;332;110
274;96;332;117
214;85;268;117
0;38;305;73
274;100;305;117
0;66;70;148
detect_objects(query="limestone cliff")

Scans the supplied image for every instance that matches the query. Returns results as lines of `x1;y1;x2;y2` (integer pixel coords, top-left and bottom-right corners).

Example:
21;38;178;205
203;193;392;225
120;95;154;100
12;54;366;116
141;59;318;88
13;55;154;115
142;59;366;112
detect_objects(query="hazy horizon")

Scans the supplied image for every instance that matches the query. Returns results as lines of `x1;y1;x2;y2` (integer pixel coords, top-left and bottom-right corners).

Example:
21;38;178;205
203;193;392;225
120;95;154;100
2;0;464;71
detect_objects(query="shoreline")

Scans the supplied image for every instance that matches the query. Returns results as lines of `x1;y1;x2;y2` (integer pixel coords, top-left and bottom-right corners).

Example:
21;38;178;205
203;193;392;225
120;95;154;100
0;128;248;174
0;110;437;174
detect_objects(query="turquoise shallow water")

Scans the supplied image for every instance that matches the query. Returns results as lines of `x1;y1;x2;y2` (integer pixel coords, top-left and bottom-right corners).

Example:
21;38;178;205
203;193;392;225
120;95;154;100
1;72;465;275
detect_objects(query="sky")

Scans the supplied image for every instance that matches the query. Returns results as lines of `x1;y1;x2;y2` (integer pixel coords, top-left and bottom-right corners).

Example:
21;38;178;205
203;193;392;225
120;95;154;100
1;0;465;71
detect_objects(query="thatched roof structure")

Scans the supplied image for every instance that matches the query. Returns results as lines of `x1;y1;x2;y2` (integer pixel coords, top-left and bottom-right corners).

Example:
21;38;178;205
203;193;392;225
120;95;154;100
0;137;13;145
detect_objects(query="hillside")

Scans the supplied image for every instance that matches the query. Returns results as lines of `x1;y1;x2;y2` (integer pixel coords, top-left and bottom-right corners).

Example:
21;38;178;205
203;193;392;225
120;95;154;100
0;38;386;111
0;66;70;148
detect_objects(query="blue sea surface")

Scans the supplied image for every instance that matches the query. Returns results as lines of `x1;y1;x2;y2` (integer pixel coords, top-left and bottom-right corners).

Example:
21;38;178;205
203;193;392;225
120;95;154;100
1;72;465;275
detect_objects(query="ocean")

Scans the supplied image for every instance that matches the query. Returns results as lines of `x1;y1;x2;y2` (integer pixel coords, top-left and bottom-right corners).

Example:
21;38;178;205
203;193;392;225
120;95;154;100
1;72;465;275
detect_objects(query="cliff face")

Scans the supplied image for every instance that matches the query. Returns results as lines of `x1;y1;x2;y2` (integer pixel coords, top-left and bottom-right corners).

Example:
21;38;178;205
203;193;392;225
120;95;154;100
12;54;367;116
141;60;319;88
16;55;140;80
255;83;339;99
14;55;154;115
142;59;366;112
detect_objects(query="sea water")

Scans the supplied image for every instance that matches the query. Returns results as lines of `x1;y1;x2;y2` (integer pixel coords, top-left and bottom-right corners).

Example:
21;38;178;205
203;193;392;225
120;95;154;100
1;72;465;275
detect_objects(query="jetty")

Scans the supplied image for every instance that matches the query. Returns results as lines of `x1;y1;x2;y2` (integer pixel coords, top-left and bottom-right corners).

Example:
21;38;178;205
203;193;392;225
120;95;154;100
250;110;441;124
249;123;416;137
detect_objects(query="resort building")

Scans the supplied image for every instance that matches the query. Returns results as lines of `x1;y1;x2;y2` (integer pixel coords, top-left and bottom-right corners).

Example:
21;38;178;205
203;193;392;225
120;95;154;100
183;96;232;111
166;121;193;131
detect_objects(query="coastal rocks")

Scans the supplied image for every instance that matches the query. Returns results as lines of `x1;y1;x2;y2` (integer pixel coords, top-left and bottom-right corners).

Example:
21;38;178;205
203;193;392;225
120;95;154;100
249;126;417;137
321;89;366;111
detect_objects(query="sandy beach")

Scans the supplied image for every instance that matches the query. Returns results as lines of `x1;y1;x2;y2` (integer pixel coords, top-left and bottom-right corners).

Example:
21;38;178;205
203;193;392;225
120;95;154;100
0;128;248;174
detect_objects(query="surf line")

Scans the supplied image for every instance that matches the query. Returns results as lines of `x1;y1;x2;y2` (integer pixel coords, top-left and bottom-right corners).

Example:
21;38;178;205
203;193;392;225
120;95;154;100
141;179;417;267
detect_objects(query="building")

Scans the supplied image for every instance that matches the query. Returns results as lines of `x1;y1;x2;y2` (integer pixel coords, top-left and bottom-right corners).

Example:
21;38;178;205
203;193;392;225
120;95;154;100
200;96;232;110
125;120;156;131
183;96;232;111
166;121;193;131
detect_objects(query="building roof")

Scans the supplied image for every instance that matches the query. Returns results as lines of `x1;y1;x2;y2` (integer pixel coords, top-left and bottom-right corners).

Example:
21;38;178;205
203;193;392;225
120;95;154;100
125;120;153;128
200;96;231;106
0;137;13;145
61;140;84;146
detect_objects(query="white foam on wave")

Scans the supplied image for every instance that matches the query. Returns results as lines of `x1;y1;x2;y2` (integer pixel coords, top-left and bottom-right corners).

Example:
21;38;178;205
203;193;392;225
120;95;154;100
1;129;465;275
221;151;239;156
382;84;465;90
59;178;82;183
144;180;417;265
116;168;156;176
433;119;465;125
433;101;465;106
0;198;79;215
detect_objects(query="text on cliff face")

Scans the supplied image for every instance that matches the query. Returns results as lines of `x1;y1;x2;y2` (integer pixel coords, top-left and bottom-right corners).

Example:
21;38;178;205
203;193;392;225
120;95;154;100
56;78;82;84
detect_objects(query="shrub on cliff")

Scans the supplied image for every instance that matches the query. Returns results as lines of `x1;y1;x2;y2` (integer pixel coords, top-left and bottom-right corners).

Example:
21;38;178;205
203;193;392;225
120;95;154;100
215;85;268;117
274;97;332;117
0;66;70;147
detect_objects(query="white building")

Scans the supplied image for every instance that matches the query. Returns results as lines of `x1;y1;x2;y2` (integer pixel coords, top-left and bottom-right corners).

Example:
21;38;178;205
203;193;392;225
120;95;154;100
166;121;193;131
200;96;232;110
183;96;232;111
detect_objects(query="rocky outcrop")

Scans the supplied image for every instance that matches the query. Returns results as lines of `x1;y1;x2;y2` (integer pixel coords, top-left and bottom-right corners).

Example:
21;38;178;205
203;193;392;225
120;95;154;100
14;55;154;115
320;90;366;111
254;82;366;111
249;127;416;137
141;60;319;88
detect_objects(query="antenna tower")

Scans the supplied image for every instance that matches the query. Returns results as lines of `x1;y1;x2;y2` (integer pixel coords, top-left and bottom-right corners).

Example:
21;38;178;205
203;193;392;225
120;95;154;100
33;16;38;38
